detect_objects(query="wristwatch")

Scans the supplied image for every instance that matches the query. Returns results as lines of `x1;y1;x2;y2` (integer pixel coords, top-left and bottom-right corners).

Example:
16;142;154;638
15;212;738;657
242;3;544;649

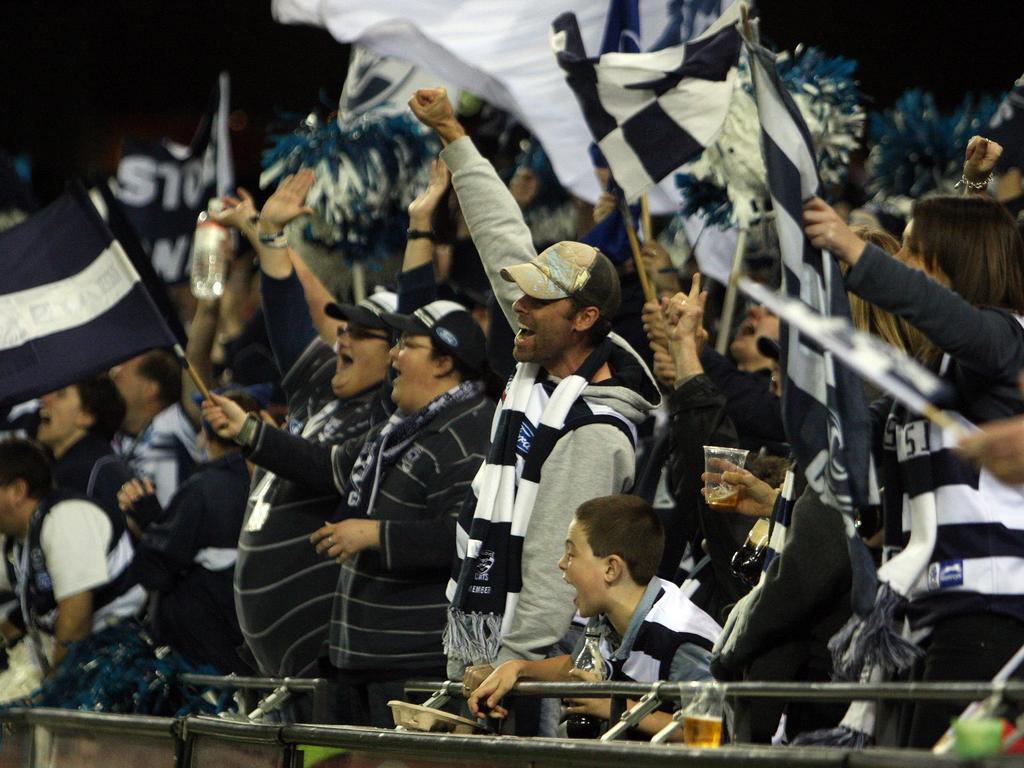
236;413;261;449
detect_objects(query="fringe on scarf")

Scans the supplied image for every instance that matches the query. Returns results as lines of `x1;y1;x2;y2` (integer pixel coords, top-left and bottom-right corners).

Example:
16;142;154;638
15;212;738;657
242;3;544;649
443;607;503;667
828;582;924;680
791;698;876;748
792;723;873;748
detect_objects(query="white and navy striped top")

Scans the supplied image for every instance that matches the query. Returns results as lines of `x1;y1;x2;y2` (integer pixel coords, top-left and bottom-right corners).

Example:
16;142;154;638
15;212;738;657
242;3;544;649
885;410;1024;628
587;577;722;684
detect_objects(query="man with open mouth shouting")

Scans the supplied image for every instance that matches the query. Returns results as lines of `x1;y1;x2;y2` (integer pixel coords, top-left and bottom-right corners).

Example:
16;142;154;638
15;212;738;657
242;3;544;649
411;88;661;736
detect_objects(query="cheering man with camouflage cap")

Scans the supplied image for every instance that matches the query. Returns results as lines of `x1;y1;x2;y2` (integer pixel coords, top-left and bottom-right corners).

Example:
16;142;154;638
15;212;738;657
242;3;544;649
411;88;660;735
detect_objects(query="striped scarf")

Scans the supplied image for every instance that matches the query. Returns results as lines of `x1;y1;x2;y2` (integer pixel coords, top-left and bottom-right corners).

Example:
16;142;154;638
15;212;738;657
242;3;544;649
443;339;613;667
797;405;963;747
342;381;483;519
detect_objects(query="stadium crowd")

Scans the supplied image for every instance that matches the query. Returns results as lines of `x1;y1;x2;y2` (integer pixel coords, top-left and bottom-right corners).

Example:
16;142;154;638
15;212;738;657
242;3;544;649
1;73;1024;753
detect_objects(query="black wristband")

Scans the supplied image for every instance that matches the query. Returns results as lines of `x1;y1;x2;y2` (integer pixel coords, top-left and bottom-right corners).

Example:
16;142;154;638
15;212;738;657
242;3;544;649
407;229;436;241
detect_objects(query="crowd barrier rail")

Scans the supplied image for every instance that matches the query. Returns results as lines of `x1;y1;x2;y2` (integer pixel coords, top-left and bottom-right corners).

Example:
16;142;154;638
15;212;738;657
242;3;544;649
178;673;332;722
1;678;1023;767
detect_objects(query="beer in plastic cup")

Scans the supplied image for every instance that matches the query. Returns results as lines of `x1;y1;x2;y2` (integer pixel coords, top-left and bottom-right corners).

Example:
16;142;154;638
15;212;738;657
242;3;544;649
682;684;724;748
702;446;749;510
682;713;723;748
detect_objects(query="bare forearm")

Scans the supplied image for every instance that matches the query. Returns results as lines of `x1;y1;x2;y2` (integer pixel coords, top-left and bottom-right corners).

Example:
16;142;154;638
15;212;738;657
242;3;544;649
434;118;467;148
53;591;93;668
182;299;220;424
671;342;704;387
633;709;683;741
513;654;574;682
404;212;437;273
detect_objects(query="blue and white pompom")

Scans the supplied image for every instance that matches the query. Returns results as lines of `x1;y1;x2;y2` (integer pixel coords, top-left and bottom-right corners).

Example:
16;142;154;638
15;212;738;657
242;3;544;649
867;89;1001;199
261;110;440;259
2;623;231;717
676;46;864;227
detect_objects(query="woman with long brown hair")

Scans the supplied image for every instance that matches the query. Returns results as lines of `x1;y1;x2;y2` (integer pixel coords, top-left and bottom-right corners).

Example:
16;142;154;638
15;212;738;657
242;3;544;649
804;178;1024;748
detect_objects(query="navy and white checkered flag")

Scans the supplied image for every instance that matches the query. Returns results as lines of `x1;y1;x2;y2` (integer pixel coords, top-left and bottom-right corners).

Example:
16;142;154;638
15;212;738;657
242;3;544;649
745;33;875;514
551;2;742;202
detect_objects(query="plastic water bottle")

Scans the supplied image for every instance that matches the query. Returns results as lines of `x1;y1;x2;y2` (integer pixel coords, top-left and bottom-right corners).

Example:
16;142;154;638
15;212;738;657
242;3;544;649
190;199;228;299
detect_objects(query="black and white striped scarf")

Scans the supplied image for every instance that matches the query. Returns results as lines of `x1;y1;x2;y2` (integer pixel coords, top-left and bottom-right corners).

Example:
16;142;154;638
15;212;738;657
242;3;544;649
443;339;613;667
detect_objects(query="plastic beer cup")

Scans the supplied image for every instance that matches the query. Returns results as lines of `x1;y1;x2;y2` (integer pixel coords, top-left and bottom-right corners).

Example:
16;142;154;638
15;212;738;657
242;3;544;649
703;446;749;510
682;684;724;748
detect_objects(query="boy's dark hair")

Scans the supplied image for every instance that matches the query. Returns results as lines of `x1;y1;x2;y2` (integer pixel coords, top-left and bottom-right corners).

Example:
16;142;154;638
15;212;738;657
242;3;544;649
0;439;53;499
574;494;664;586
76;374;127;440
138;349;181;410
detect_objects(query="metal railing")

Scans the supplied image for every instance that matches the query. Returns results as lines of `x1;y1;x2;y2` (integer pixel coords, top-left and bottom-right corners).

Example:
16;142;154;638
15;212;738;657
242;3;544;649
178;673;331;723
1;706;1022;768
406;678;1024;703
406;678;1024;745
2;679;1024;767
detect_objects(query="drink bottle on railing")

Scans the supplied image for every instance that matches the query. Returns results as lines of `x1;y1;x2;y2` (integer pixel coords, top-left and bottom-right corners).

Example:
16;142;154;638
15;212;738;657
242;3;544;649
565;627;606;739
190;199;229;300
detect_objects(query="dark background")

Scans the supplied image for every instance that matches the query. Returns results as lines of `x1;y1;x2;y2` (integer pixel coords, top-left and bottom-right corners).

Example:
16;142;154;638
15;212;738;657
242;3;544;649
1;1;1022;206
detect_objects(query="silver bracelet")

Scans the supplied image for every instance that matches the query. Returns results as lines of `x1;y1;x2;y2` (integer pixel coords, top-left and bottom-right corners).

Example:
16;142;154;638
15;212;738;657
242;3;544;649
257;230;289;249
955;173;993;192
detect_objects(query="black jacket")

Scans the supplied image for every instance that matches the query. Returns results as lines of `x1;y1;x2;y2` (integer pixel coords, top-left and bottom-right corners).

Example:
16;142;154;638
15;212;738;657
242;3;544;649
252;392;493;671
667;374;753;623
133;452;250;673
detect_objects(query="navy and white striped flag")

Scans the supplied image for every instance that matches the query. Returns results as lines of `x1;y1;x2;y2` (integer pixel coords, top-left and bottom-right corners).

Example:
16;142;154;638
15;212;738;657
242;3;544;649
745;35;875;513
0;184;179;408
551;2;742;201
989;72;1024;174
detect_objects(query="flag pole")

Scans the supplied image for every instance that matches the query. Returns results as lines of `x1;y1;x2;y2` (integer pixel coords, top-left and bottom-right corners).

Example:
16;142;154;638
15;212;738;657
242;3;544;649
640;194;653;243
714;228;749;354
618;196;657;304
100;230;215;404
173;344;214;402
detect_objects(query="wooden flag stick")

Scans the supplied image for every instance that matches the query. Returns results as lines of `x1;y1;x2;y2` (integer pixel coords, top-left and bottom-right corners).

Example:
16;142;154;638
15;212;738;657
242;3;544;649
174;344;214;403
639;193;654;243
618;196;657;304
715;228;749;354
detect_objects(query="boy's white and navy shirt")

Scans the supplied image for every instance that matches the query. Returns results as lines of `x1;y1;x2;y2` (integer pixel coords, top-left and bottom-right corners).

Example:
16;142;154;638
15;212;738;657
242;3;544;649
582;577;722;684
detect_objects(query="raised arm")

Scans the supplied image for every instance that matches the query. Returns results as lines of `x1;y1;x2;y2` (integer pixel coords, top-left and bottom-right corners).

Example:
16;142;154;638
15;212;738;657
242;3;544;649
410;88;538;329
804;196;1024;380
961;135;1003;196
397;159;451;313
214;174;326;374
201;393;337;493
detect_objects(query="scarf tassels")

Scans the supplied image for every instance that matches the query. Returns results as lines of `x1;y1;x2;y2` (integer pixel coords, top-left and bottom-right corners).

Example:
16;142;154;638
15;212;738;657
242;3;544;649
445;340;615;667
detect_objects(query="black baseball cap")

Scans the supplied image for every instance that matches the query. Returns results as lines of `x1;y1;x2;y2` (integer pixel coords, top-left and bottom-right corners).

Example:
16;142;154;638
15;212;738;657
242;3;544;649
324;291;397;329
381;299;487;373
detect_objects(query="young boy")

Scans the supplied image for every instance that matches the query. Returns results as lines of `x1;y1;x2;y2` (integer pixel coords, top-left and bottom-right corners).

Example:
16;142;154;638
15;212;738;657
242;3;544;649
467;494;722;739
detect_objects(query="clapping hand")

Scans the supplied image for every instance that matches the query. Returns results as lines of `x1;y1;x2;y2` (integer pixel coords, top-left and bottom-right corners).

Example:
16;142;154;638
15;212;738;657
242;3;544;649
260;170;315;233
408;159;450;227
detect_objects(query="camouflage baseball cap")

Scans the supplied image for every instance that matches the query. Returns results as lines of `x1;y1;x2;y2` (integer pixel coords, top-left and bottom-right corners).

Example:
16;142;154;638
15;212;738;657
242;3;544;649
500;241;621;318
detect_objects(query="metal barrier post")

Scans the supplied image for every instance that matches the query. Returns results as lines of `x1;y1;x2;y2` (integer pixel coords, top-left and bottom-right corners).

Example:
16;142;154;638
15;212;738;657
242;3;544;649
602;681;668;742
